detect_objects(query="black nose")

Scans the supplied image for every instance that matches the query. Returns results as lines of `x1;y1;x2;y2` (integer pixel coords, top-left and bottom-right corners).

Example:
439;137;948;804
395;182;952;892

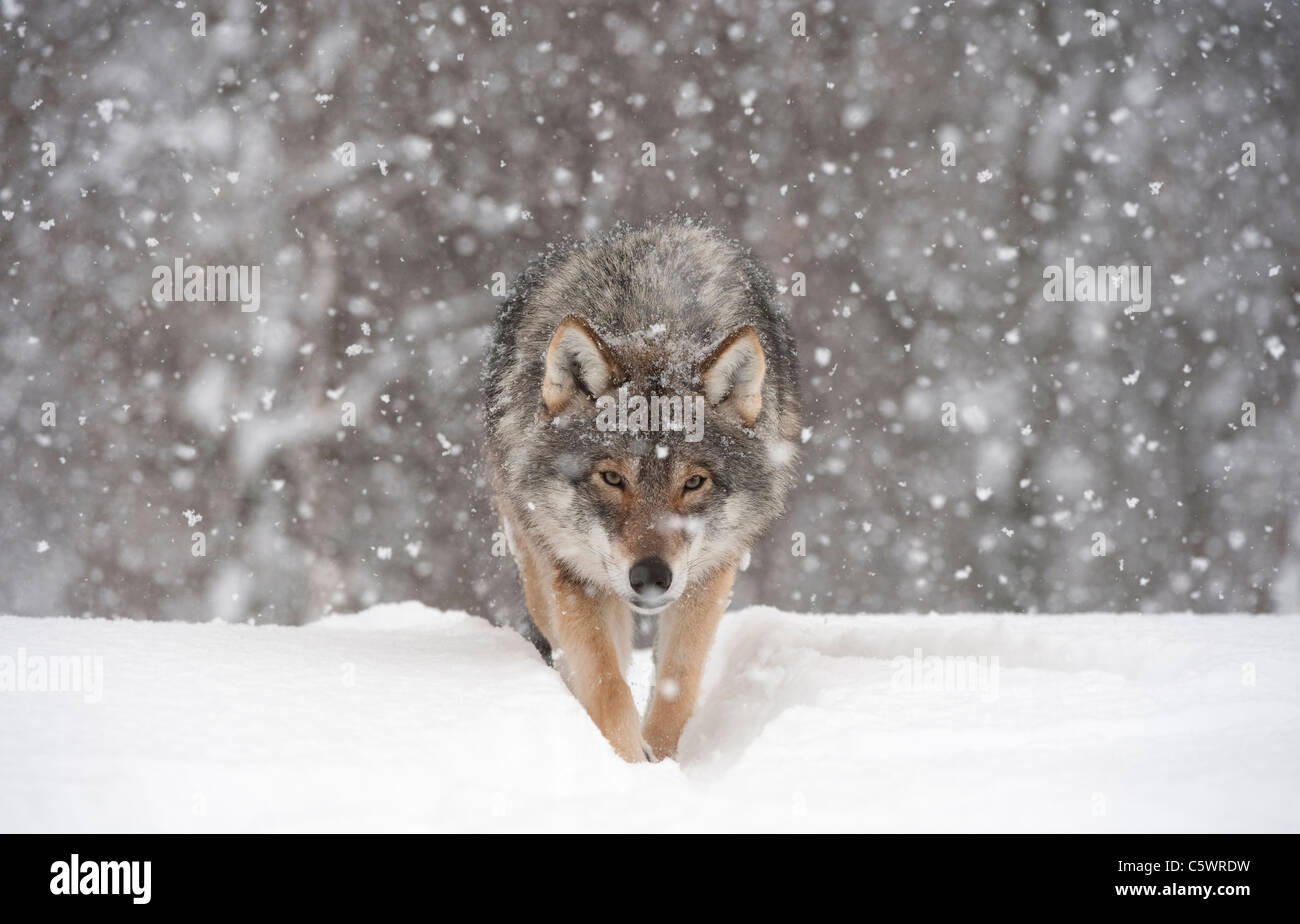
629;558;673;598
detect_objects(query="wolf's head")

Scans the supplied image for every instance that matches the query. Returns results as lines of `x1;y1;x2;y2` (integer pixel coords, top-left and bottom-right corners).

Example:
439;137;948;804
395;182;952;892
519;314;793;613
485;221;801;612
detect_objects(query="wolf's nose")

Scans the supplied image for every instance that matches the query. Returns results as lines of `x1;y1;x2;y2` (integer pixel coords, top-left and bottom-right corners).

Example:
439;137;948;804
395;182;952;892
629;558;673;598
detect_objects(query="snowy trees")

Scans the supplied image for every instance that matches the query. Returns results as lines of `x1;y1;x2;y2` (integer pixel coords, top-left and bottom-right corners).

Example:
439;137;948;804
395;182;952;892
0;0;1296;623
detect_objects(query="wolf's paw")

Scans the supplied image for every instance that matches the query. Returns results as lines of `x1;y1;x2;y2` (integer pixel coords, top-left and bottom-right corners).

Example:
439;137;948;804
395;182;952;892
645;740;677;762
641;714;682;762
608;734;649;763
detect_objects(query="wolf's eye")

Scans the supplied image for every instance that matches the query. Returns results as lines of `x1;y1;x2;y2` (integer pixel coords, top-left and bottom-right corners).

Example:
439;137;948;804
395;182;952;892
682;474;706;491
600;470;624;488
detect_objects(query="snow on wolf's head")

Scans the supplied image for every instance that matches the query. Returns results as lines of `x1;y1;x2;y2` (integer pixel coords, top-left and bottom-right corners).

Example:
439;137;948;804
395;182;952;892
484;219;801;613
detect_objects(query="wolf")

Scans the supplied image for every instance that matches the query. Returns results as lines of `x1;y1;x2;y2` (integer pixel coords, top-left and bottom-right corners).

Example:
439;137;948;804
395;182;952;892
483;219;801;761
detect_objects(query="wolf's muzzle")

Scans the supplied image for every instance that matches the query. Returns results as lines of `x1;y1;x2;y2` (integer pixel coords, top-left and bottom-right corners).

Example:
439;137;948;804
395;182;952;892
629;557;673;600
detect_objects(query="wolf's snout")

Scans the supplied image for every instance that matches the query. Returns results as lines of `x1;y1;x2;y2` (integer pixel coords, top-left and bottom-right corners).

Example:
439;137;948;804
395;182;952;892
629;558;673;598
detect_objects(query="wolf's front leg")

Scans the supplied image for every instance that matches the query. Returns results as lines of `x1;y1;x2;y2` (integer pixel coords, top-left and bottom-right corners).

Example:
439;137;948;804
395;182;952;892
642;562;737;761
546;576;645;763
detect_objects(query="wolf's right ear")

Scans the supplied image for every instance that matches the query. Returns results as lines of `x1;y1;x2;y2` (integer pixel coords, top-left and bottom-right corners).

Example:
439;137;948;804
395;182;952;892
542;315;620;415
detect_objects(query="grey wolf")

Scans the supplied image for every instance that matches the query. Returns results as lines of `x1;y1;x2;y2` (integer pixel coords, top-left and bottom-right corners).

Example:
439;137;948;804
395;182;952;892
483;218;801;761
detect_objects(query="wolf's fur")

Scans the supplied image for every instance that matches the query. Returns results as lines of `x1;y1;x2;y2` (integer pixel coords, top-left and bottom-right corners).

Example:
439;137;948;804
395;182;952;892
483;218;800;761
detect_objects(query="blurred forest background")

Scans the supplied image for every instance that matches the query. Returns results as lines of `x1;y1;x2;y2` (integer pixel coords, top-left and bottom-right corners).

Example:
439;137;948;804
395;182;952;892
2;0;1298;629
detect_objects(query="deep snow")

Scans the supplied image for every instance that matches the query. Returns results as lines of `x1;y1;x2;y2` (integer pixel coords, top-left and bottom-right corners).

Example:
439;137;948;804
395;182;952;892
1;605;1297;832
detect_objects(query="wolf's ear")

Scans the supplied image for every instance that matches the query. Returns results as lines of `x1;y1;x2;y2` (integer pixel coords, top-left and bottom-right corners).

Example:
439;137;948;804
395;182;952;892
700;326;766;427
542;315;620;414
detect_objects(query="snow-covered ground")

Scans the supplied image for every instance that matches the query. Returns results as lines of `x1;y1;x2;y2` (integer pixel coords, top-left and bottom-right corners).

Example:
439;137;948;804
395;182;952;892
1;605;1297;832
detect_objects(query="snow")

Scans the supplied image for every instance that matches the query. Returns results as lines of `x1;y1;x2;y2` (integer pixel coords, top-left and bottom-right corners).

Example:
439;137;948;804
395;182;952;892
3;605;1297;833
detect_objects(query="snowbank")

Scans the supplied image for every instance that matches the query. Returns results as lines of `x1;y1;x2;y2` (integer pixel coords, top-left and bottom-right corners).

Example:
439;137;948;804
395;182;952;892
1;605;1297;832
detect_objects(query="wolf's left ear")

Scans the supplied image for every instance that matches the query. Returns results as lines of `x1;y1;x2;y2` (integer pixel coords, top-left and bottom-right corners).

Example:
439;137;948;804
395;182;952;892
700;326;766;427
542;315;620;415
